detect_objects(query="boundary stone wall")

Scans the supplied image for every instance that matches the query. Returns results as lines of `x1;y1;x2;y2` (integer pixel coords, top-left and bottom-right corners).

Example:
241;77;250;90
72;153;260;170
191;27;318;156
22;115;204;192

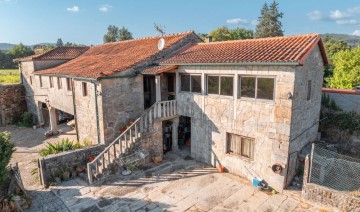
38;144;104;187
0;84;27;126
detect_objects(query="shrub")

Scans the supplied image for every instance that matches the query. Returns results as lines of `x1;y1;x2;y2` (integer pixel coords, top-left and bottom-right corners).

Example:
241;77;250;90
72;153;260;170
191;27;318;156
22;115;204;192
39;138;92;157
22;112;34;127
0;132;15;184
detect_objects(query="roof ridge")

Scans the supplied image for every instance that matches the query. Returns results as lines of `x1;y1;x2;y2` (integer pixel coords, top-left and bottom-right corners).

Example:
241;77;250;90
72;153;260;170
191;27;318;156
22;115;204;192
94;30;194;47
199;33;320;45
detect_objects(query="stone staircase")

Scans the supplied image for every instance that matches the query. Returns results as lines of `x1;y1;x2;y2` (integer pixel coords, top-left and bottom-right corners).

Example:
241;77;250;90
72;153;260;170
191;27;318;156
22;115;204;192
87;100;177;184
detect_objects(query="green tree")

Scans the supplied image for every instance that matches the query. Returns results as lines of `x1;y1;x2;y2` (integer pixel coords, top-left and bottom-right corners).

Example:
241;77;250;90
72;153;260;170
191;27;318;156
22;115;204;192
103;25;119;43
56;38;63;47
324;36;350;60
0;51;13;69
209;26;232;41
255;1;284;38
42;45;55;52
118;26;133;41
327;47;360;89
8;43;34;59
0;132;15;184
230;28;254;40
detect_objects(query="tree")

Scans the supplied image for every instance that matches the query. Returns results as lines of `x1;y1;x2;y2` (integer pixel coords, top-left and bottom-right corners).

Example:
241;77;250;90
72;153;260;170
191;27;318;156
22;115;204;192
118;27;133;41
197;33;208;41
327;47;360;89
230;28;254;40
255;1;284;38
8;43;34;60
209;26;232;41
0;132;15;184
56;38;63;47
0;51;13;69
103;25;119;43
324;36;350;60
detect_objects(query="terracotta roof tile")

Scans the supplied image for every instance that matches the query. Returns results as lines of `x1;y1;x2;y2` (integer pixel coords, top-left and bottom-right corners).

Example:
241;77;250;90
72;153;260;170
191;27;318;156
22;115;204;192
142;65;178;75
36;32;195;78
160;34;328;65
14;46;89;62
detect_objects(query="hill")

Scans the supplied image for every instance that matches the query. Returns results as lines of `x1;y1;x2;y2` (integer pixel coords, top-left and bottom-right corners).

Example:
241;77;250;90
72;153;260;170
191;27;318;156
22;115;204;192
0;43;56;51
321;33;360;47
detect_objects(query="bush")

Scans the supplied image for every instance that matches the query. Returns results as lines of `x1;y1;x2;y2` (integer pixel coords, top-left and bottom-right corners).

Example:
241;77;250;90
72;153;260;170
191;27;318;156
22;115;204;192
39;138;92;157
22;112;33;127
0;132;15;184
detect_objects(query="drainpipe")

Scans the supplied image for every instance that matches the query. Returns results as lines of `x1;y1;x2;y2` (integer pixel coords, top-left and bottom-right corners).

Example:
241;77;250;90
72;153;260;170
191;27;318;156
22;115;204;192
93;82;100;144
71;81;80;142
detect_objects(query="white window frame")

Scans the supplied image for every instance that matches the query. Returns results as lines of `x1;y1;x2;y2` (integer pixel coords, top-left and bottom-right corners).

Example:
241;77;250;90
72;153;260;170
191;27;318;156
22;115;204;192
206;74;234;97
238;75;276;101
180;74;202;93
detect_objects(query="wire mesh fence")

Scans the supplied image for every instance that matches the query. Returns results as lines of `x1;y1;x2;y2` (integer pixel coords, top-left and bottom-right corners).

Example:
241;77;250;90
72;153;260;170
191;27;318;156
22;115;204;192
309;144;360;192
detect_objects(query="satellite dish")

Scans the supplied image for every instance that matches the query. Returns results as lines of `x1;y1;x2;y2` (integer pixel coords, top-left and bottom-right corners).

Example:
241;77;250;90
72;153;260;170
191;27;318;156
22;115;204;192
158;38;165;50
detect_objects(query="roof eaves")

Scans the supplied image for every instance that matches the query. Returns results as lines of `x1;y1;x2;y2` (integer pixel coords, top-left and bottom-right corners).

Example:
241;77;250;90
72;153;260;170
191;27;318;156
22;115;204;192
160;62;301;66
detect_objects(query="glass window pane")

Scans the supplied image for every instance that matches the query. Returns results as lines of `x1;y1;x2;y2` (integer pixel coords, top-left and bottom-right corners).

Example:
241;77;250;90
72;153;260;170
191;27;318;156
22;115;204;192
181;75;190;92
257;78;274;100
207;76;219;94
240;77;256;98
220;76;233;96
191;75;201;93
241;138;252;158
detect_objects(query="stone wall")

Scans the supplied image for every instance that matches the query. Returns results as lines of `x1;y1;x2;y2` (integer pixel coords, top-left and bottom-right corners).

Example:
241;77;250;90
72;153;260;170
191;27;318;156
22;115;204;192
0;84;27;125
38;145;104;187
287;45;324;185
322;89;360;113
301;156;360;211
100;75;144;145
141;119;163;160
176;64;296;192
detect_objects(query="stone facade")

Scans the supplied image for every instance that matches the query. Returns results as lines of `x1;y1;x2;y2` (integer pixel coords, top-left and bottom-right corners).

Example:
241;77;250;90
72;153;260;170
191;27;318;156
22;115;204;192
0;84;27;125
38;145;104;187
174;46;324;192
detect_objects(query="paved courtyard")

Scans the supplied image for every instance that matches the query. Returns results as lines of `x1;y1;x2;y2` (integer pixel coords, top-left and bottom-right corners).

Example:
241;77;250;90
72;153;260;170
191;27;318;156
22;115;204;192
26;153;323;212
2;124;77;190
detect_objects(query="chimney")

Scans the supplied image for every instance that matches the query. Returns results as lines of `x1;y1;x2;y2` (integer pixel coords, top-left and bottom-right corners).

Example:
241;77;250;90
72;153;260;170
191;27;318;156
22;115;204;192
205;36;212;43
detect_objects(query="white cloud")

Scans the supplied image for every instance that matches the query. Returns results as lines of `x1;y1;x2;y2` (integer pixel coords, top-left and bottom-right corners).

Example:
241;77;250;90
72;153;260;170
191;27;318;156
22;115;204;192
251;19;259;26
67;6;80;12
330;10;351;20
99;4;112;12
353;30;360;36
336;19;359;25
307;10;324;21
226;18;248;25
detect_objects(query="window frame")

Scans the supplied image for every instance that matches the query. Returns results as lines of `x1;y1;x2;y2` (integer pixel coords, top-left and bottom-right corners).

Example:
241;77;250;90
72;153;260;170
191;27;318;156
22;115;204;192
206;74;234;97
226;133;255;160
180;74;202;94
66;78;72;91
57;77;62;89
307;80;312;101
39;76;43;88
238;75;275;101
82;82;87;96
49;76;54;88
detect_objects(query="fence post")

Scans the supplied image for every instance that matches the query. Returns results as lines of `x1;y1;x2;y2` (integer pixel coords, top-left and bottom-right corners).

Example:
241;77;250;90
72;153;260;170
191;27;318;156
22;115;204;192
308;143;315;183
87;163;93;185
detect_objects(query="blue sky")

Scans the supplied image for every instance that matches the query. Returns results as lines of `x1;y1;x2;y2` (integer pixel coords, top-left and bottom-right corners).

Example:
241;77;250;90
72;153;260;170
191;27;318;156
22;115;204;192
0;0;359;45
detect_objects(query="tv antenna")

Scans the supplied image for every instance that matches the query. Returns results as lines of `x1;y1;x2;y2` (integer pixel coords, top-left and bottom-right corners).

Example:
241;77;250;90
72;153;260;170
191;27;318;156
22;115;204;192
154;23;166;36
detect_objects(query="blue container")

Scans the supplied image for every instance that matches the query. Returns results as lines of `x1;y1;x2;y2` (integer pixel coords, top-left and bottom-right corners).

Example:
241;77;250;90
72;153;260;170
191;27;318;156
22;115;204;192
252;178;262;187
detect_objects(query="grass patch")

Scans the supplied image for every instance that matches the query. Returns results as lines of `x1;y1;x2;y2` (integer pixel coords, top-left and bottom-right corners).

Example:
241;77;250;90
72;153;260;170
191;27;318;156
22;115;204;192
0;69;20;85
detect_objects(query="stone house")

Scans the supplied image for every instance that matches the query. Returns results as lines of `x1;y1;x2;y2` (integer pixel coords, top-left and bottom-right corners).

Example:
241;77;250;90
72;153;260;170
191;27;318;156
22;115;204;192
16;32;328;192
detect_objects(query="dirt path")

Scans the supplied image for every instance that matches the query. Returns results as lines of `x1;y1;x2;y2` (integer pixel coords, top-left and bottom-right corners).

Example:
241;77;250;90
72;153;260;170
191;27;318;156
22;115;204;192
1;124;77;190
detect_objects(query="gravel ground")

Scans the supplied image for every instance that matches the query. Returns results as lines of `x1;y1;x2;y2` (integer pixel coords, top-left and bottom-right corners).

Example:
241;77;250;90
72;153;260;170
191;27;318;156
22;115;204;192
1;124;77;190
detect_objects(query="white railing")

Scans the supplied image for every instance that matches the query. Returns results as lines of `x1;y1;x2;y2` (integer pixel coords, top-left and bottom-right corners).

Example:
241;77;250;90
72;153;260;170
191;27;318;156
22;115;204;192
87;100;177;184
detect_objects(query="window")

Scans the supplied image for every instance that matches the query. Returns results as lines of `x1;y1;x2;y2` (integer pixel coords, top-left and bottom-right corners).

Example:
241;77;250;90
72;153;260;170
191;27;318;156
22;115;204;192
207;75;233;96
57;77;62;89
49;76;54;88
180;74;201;93
66;78;72;91
29;76;32;85
307;80;312;101
39;76;43;87
239;76;274;100
226;133;254;159
82;82;87;96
